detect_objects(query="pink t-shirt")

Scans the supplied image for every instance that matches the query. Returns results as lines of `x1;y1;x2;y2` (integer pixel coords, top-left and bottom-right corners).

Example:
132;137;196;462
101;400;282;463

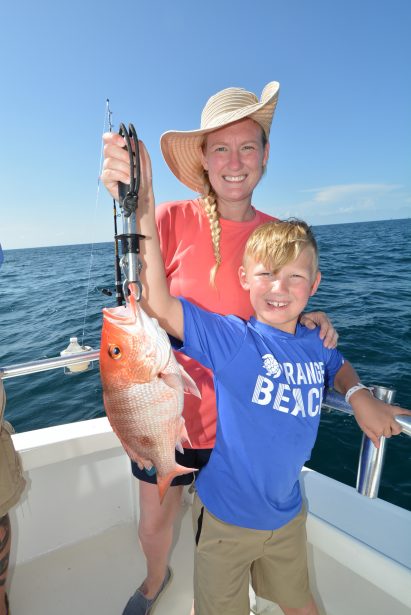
156;198;276;448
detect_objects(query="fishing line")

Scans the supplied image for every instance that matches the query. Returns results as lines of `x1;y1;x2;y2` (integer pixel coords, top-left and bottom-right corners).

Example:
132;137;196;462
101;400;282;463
108;104;124;307
79;99;111;346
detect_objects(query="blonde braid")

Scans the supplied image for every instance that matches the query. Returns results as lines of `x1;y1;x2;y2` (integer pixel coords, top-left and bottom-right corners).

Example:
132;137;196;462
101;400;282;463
199;123;268;287
201;171;222;287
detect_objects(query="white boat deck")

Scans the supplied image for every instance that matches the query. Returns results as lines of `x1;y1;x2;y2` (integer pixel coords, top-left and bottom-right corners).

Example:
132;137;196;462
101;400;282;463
10;517;195;615
7;417;411;615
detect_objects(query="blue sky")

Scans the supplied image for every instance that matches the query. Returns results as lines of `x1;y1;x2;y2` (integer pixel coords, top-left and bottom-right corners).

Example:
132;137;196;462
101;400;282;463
1;0;410;249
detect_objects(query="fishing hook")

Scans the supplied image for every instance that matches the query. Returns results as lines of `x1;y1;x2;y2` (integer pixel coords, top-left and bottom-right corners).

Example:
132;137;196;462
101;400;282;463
121;260;143;303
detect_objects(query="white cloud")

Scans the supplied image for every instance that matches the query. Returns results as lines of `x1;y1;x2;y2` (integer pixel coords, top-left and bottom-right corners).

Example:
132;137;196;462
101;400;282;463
302;183;402;204
263;182;410;226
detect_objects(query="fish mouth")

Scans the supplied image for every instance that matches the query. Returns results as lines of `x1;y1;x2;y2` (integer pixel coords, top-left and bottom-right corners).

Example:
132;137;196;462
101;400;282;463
103;289;138;327
102;288;172;376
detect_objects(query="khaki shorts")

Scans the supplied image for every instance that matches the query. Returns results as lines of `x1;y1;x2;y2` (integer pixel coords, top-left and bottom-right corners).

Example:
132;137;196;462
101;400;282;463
192;492;310;615
0;380;26;518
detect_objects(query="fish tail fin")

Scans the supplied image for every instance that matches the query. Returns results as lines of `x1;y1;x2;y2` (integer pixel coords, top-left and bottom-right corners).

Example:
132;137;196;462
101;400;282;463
157;464;197;503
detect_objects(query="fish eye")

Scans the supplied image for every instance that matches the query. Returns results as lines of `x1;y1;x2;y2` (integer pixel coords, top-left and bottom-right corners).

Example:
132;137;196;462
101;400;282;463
108;344;122;360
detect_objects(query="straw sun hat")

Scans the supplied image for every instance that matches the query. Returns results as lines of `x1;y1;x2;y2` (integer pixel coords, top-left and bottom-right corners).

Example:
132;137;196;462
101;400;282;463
160;80;280;194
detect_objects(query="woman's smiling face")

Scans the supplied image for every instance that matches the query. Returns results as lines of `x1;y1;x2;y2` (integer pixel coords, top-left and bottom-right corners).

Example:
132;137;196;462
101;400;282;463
201;118;269;209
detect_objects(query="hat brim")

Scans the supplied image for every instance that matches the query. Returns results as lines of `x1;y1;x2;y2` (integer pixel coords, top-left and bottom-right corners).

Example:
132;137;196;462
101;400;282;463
161;81;280;193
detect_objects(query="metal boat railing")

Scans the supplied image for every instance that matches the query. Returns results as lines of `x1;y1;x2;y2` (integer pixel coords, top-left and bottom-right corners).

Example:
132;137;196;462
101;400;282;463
323;386;411;498
1;351;410;500
0;350;101;378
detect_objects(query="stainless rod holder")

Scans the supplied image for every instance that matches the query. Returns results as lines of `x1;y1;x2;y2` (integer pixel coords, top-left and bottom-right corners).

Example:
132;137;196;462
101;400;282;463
121;211;140;284
356;386;396;498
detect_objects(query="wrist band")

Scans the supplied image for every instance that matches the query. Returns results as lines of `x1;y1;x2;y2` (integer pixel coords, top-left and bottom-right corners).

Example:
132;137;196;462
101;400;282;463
345;383;373;404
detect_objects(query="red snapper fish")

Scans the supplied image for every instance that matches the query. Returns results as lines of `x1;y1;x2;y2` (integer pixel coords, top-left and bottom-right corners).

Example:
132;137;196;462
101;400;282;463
99;288;200;501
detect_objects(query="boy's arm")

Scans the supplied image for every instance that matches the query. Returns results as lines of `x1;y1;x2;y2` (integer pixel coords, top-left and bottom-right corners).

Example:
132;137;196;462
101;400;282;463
134;141;183;340
333;361;411;448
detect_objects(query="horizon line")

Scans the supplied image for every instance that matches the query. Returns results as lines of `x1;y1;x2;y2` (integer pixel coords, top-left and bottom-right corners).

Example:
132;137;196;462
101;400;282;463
3;216;410;252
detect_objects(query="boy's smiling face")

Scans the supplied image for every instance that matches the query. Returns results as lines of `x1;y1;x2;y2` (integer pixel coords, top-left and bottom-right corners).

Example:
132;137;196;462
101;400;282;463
238;246;321;334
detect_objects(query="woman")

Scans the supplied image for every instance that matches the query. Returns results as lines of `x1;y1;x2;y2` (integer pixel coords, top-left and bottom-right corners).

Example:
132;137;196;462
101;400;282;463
102;80;337;615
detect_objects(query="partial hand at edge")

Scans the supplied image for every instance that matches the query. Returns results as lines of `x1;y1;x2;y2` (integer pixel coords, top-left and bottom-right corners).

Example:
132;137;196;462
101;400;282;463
300;311;338;349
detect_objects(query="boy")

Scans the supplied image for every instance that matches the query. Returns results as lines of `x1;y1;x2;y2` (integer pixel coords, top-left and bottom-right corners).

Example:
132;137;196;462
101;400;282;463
138;211;408;614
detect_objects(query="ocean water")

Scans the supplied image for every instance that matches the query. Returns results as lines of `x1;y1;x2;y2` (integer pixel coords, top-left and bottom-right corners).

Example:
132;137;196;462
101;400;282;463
1;218;410;510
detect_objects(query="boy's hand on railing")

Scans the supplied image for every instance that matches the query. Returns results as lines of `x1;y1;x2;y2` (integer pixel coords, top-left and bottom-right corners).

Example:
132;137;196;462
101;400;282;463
350;389;411;448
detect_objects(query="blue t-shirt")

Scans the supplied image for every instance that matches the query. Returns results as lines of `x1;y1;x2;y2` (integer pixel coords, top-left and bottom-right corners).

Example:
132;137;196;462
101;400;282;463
178;298;344;530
